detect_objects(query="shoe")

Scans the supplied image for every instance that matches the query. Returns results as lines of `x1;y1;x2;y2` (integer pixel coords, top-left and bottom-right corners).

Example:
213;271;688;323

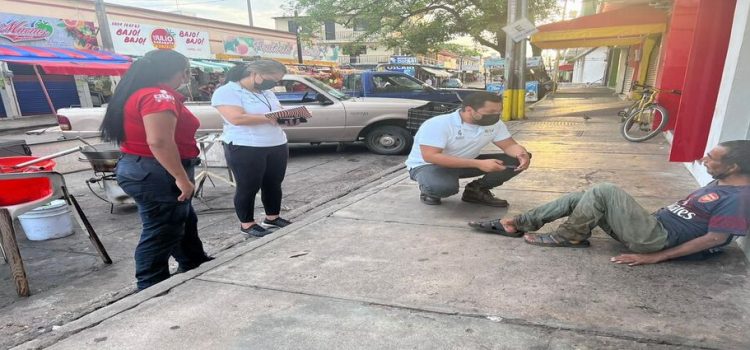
461;184;509;207
420;193;441;205
263;217;292;228
176;256;215;274
240;224;270;237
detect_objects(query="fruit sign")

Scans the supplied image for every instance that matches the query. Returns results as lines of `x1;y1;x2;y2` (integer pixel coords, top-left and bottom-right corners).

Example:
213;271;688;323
110;21;211;59
0;13;98;49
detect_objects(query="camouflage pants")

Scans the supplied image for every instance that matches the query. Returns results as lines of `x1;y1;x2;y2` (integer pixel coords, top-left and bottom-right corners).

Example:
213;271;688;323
514;183;668;253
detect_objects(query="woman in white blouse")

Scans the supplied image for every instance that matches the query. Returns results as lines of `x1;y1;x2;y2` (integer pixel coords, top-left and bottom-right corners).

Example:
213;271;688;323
211;60;295;237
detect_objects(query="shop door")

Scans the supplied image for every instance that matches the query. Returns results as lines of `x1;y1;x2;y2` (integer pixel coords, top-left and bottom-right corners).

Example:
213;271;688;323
9;63;80;116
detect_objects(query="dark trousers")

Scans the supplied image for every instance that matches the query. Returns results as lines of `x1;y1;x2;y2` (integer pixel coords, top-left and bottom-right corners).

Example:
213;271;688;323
116;154;210;290
224;143;289;223
409;153;527;198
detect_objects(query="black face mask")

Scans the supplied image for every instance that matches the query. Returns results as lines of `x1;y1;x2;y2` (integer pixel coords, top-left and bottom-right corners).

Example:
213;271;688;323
472;112;501;126
257;79;277;90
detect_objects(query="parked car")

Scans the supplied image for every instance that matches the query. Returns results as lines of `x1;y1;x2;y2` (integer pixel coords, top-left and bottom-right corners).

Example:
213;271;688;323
441;78;464;88
341;71;476;103
56;75;429;155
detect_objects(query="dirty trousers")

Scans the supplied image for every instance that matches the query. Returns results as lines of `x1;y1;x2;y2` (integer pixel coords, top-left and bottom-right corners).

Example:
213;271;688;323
514;183;668;253
409;153;524;198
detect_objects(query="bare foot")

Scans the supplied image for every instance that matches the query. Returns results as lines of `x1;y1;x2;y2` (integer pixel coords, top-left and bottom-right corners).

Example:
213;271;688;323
499;218;517;233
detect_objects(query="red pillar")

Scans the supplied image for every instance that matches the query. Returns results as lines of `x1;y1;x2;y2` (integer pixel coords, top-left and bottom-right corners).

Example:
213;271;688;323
654;0;698;131
667;0;736;162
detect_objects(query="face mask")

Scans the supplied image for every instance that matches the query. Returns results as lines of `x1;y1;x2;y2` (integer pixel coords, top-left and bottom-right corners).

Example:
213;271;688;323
472;112;501;126
257;78;277;90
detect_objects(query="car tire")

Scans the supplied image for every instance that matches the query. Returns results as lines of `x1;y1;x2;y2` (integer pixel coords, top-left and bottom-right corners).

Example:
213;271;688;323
364;125;413;155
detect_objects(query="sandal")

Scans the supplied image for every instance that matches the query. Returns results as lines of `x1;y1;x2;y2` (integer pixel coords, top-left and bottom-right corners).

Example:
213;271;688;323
468;219;524;238
524;233;590;248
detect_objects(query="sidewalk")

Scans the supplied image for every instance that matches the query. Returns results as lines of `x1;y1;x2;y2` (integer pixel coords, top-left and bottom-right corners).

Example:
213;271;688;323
14;87;750;349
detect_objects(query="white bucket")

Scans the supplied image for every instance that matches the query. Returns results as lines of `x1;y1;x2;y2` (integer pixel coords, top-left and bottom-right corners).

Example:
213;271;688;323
18;200;75;241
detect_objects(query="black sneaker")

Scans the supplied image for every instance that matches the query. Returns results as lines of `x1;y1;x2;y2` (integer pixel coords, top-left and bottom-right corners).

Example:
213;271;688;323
241;224;270;237
263;217;292;228
176;256;214;274
420;193;441;205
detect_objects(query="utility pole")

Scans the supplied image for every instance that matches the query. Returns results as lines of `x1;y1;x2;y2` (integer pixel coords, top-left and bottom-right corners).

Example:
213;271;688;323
502;0;529;120
94;0;114;51
294;10;303;64
246;0;254;27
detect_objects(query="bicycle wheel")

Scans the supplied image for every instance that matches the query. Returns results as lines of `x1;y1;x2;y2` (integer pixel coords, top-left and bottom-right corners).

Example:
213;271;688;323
621;104;669;142
618;100;639;122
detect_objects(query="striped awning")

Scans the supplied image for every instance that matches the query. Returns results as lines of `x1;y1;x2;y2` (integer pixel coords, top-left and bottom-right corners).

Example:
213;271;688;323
531;5;668;49
0;45;132;75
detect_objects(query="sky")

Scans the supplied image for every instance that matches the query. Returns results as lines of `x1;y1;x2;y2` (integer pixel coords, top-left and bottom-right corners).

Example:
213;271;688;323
105;0;284;29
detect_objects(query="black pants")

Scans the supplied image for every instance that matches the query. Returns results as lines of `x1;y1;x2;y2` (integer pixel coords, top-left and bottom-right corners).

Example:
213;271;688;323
116;154;210;290
224;143;289;223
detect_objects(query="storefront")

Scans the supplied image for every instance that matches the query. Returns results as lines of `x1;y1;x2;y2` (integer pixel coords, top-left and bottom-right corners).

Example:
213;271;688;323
0;12;128;118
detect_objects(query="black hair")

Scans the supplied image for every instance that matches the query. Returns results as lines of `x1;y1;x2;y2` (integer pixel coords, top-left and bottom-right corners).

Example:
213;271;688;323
719;140;750;175
224;59;287;84
461;91;503;111
100;49;188;143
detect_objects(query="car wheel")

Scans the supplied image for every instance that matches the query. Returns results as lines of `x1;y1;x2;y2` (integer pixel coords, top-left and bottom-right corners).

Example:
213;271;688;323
364;125;413;155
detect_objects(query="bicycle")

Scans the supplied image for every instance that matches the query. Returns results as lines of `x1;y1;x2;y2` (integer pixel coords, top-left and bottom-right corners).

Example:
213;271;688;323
620;83;681;142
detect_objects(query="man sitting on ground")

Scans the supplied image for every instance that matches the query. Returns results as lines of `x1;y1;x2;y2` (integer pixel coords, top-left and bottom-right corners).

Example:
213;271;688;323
469;140;750;266
405;92;531;207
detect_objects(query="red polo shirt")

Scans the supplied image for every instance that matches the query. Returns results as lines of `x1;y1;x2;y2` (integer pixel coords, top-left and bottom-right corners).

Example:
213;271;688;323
120;85;200;159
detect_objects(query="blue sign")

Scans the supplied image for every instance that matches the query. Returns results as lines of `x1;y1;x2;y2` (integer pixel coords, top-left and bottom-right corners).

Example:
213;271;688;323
383;65;416;76
389;56;418;64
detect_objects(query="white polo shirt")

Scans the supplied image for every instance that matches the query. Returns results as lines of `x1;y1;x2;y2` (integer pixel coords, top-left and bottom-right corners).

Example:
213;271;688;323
211;81;287;147
405;110;511;170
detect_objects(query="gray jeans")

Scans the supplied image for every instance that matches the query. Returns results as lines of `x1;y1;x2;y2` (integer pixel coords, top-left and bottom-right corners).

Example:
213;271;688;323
514;183;669;253
408;153;525;198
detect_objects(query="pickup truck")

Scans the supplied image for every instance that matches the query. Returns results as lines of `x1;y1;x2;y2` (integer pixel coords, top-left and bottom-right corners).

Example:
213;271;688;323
341;71;476;103
56;75;429;155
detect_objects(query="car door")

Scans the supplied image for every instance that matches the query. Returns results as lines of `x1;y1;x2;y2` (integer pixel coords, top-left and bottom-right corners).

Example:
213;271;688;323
272;79;348;142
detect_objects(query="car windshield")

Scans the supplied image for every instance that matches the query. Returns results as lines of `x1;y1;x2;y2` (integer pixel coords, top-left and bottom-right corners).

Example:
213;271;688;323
302;76;350;100
373;74;426;91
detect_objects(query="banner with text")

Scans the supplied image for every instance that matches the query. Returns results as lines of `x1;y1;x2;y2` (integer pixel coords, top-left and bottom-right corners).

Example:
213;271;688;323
224;36;339;61
110;21;211;58
0;13;98;49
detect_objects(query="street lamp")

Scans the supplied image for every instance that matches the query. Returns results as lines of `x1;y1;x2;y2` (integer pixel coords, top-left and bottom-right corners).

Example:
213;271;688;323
246;0;254;27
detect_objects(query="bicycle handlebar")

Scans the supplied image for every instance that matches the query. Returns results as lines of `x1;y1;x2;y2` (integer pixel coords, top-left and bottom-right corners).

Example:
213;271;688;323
631;81;681;95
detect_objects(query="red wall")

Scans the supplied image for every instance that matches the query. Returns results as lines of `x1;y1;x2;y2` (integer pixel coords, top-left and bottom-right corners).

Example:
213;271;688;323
662;0;736;162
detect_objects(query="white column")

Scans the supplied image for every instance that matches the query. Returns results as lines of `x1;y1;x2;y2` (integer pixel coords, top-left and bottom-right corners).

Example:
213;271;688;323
74;76;93;108
0;62;21;118
684;0;750;258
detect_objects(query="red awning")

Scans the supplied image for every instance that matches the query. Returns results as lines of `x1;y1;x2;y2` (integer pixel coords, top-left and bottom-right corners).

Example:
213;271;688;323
531;5;668;49
0;45;131;76
6;60;131;75
559;64;574;72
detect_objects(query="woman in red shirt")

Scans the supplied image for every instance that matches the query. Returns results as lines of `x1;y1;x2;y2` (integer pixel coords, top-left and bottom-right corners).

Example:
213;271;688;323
100;49;212;290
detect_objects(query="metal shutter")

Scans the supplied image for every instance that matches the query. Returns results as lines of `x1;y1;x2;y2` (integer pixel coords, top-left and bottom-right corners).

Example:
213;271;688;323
10;64;80;116
622;48;635;95
645;39;662;88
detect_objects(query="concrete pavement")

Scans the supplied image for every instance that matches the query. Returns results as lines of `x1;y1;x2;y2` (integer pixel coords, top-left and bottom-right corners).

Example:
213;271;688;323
12;86;750;349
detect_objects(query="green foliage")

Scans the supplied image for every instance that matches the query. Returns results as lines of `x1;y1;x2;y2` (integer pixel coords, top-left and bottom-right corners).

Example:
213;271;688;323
290;0;558;56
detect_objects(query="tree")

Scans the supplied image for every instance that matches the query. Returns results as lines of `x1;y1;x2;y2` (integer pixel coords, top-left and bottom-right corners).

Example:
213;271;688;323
290;0;558;57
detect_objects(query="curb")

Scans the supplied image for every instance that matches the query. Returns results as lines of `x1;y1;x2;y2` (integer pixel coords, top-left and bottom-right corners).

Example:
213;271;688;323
11;164;409;350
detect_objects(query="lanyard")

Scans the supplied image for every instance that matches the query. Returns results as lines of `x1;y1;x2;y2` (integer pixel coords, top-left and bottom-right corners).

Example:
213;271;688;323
251;91;272;111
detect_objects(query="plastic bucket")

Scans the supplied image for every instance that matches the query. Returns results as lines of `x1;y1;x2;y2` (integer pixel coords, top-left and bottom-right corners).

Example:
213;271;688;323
0;156;57;206
17;200;75;241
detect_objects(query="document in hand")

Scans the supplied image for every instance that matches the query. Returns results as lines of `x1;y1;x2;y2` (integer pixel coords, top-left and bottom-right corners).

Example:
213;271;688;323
264;106;313;123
